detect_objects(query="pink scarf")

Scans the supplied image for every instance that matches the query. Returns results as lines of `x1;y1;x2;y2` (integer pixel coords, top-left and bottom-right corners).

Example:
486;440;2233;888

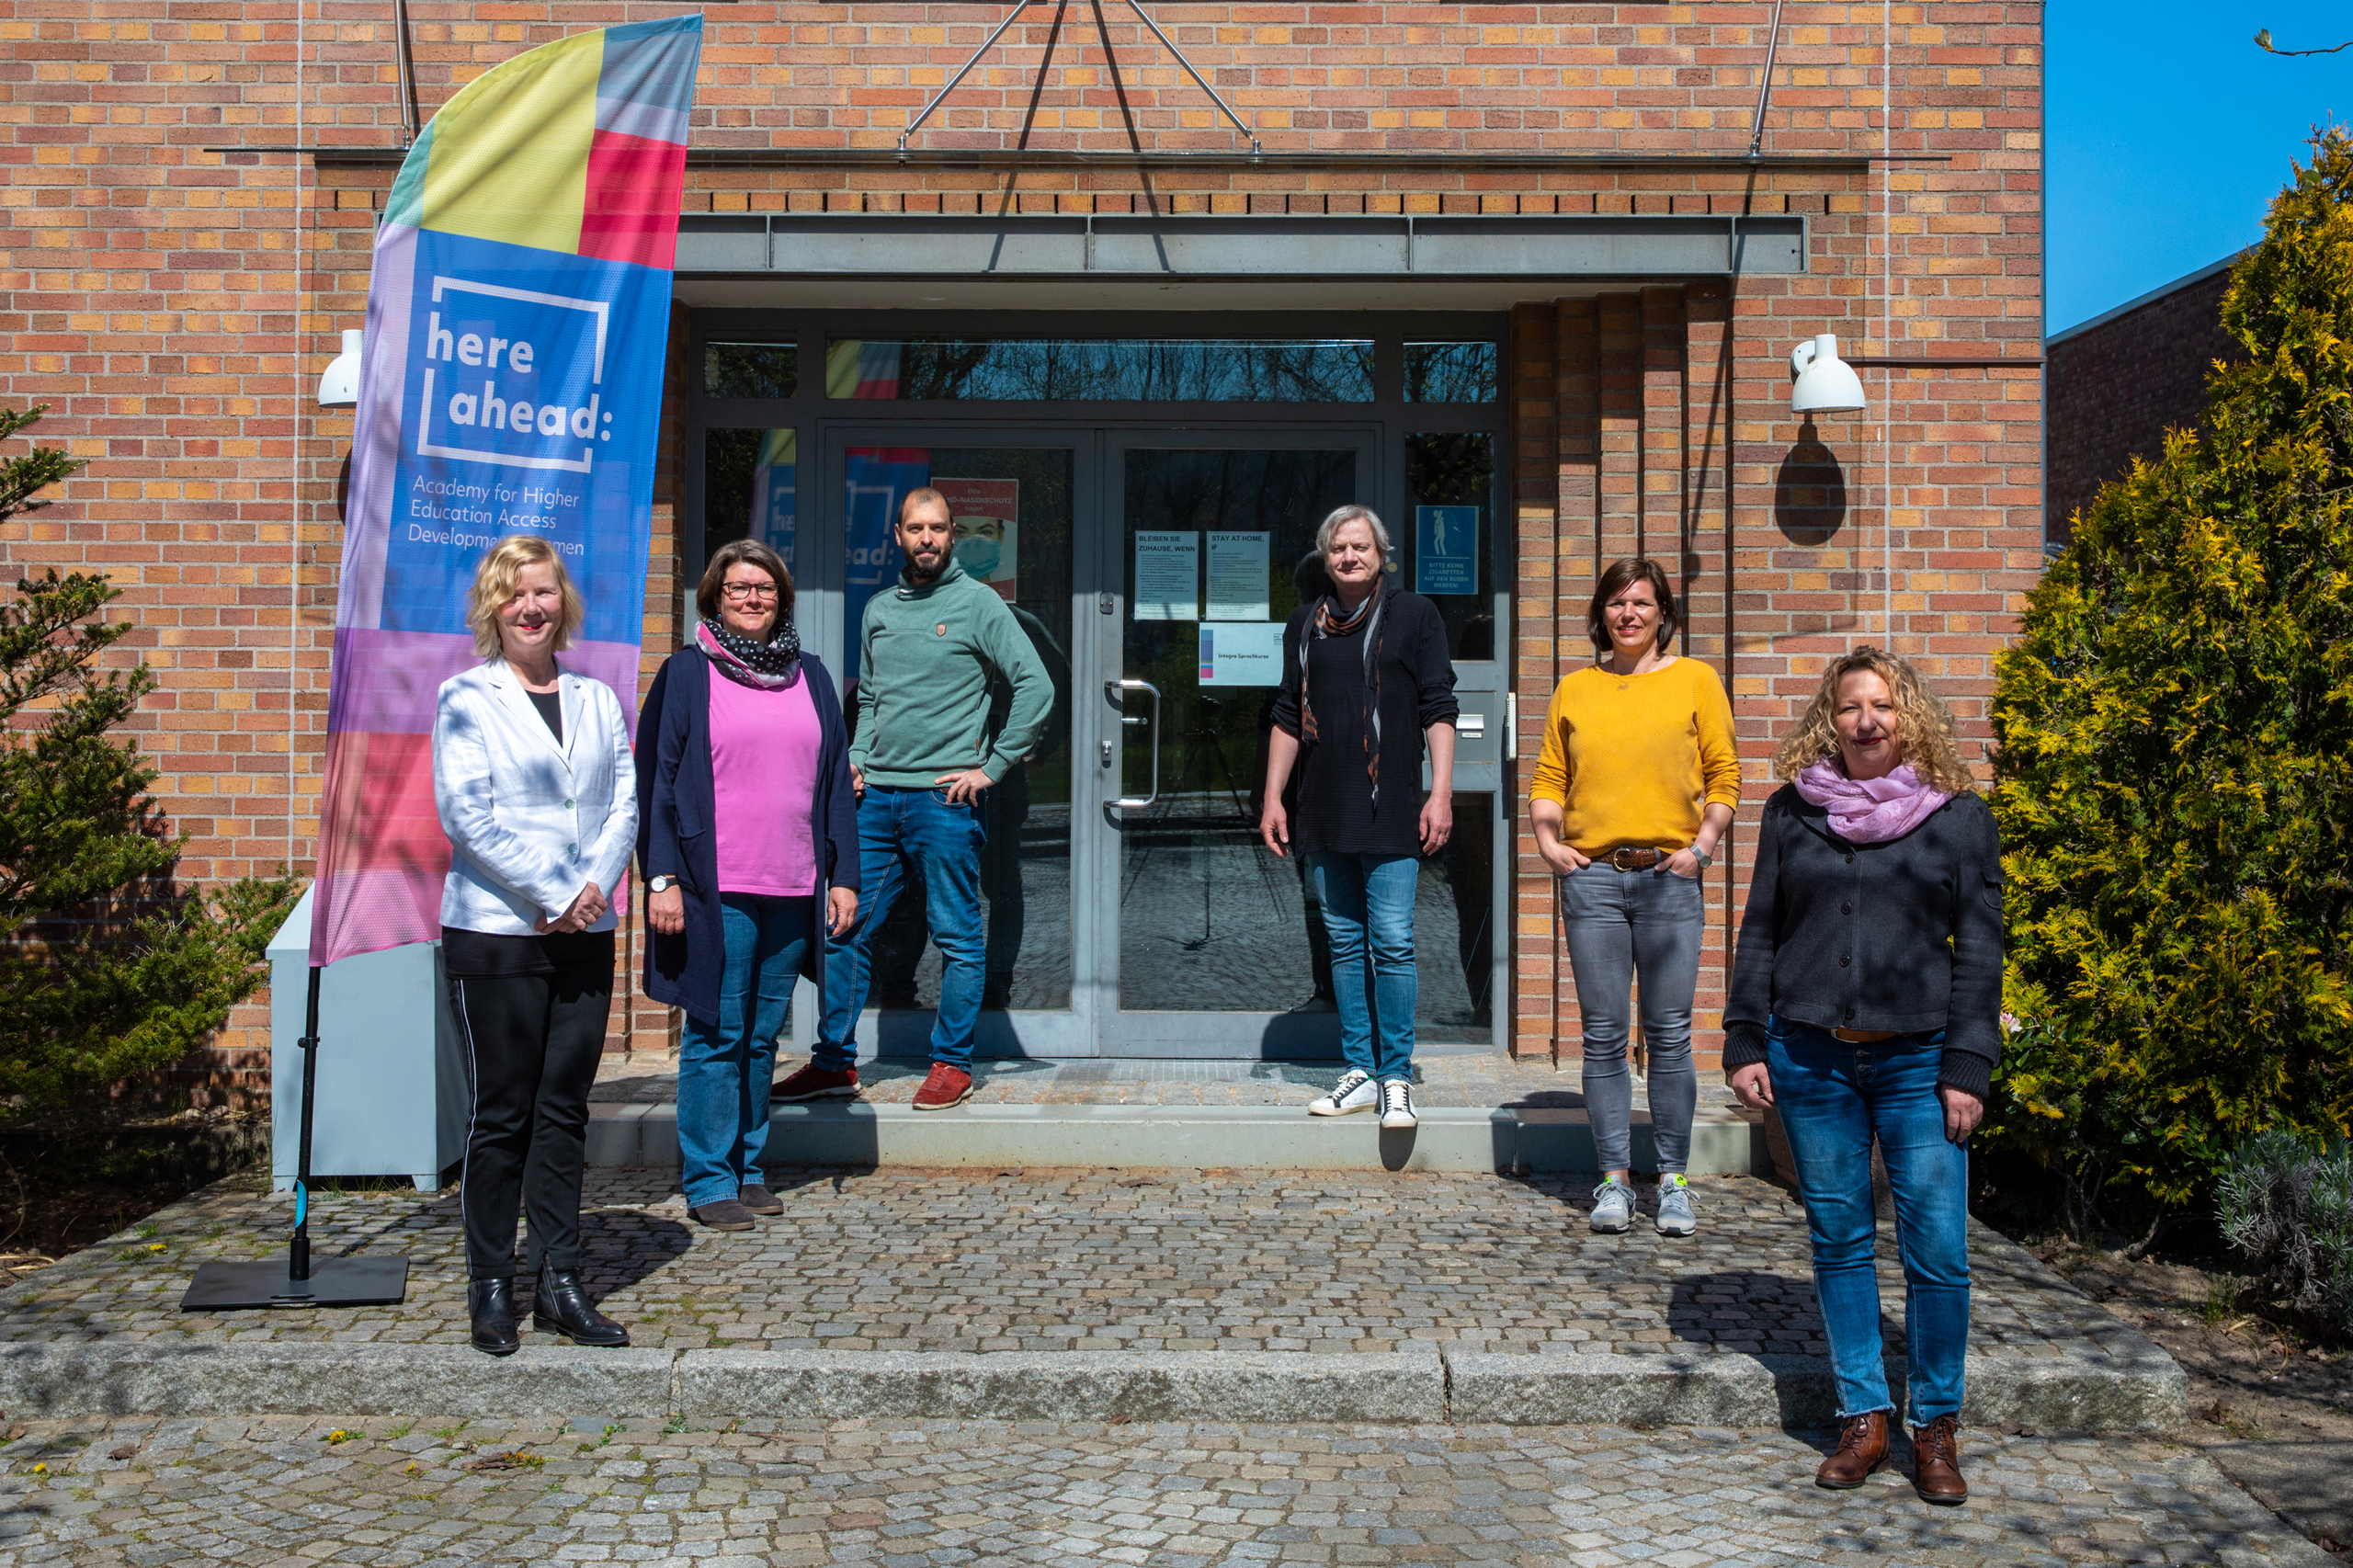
1794;760;1950;845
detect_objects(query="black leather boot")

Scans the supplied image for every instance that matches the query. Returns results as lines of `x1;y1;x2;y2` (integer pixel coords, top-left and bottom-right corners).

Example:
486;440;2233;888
532;1261;629;1347
468;1278;519;1357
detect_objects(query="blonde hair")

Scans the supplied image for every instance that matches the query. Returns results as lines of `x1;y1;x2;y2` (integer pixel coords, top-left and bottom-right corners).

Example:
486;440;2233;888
465;535;584;658
1772;645;1978;794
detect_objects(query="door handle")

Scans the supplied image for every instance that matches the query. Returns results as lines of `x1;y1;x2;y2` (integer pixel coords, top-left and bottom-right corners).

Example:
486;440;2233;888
1107;677;1160;808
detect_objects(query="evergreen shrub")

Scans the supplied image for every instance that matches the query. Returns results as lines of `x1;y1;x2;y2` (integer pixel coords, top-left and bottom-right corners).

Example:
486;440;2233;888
1988;132;2353;1229
0;405;295;1106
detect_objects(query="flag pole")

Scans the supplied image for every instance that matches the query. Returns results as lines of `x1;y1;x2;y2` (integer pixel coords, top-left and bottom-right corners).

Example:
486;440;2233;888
179;963;410;1311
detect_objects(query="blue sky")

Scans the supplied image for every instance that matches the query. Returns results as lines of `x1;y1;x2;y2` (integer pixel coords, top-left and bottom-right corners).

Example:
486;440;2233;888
2051;5;2350;331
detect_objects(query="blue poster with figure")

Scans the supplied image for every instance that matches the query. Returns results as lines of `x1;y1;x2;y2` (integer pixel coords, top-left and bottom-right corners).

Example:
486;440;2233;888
1415;505;1481;597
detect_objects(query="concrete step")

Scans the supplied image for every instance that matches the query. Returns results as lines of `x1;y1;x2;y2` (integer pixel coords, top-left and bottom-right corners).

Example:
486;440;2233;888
0;1342;2185;1434
585;1100;1769;1175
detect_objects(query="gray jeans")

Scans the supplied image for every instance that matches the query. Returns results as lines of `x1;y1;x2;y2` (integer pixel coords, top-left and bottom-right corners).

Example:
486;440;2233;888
1560;861;1703;1175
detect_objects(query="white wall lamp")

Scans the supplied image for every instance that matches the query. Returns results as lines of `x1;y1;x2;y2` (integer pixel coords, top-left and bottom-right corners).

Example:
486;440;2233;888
318;328;362;407
1789;333;1869;415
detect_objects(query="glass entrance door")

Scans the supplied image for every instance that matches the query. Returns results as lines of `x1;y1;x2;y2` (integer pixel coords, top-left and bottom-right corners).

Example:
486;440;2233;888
801;427;1097;1058
795;422;1499;1061
1104;437;1372;1054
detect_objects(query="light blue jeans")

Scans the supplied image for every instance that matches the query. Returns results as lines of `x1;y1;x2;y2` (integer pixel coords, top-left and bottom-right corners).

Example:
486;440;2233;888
1308;852;1420;1081
678;894;814;1210
1768;1019;1972;1423
817;786;988;1070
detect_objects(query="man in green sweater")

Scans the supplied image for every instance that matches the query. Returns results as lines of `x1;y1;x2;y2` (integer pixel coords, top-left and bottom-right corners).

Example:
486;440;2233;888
779;487;1051;1111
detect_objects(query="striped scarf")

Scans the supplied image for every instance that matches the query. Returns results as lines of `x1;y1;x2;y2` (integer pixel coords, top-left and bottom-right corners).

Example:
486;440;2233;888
1298;574;1390;806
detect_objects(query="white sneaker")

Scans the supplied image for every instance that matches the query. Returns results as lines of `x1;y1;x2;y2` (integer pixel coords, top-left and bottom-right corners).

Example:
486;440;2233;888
1380;1078;1418;1130
1309;1069;1378;1116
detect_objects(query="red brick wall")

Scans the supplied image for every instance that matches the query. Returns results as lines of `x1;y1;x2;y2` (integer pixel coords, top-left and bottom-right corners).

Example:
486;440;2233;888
2046;258;2239;544
0;2;2044;1090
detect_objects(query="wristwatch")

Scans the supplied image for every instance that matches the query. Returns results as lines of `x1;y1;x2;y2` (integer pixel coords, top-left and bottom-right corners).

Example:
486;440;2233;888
1688;846;1713;871
648;875;677;893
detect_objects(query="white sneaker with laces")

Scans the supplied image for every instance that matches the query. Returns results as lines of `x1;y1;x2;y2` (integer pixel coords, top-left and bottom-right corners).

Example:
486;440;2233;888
1309;1068;1378;1116
1380;1078;1418;1130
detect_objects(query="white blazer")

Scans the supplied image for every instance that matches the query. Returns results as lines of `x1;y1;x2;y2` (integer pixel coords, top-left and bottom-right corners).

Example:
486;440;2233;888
432;658;639;936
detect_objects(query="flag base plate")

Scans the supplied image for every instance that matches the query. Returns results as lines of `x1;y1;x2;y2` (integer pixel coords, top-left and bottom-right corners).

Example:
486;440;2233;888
179;1256;411;1312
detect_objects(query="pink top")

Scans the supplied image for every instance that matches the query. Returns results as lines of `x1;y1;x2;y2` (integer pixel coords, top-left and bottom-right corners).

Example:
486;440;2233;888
709;666;821;897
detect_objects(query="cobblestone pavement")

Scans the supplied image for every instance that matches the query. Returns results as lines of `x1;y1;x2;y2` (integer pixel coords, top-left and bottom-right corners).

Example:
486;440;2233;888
0;1170;2146;1371
0;1415;2327;1567
588;1049;1668;1110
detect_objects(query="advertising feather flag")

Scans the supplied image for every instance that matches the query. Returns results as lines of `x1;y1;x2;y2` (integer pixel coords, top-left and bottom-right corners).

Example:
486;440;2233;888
311;16;702;968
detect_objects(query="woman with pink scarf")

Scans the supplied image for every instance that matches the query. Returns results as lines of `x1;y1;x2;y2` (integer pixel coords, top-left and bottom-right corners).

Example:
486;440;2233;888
1723;646;2003;1508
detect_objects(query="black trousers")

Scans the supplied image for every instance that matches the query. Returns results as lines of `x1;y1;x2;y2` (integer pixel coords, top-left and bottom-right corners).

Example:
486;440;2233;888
449;957;613;1279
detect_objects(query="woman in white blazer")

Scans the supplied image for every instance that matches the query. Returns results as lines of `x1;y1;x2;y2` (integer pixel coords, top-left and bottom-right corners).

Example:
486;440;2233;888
433;535;637;1358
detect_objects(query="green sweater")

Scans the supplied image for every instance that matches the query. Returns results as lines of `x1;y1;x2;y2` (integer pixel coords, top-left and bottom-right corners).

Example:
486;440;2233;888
850;561;1053;787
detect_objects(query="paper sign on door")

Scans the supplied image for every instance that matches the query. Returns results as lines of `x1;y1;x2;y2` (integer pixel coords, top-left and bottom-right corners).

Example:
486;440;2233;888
1133;531;1199;619
1199;621;1285;686
1415;505;1481;596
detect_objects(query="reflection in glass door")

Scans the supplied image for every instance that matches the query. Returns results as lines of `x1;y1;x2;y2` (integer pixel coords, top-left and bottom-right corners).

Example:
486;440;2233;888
1115;447;1361;1017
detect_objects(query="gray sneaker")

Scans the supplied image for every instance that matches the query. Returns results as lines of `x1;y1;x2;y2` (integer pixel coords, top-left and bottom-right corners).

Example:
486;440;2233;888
1589;1177;1636;1233
1655;1174;1698;1236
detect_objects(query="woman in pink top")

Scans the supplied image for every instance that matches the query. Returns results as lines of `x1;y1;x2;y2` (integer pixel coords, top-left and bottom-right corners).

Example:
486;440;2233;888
636;540;860;1233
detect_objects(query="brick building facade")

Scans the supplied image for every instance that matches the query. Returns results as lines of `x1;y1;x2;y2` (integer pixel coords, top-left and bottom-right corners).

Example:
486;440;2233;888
2045;251;2239;543
1;2;2045;1096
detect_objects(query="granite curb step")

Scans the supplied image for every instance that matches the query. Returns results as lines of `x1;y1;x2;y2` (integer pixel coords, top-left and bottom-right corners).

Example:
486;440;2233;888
581;1101;1772;1176
0;1343;2185;1433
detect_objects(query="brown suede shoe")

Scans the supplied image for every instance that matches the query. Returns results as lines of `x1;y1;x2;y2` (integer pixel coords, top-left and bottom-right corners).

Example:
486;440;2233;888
1815;1410;1891;1490
689;1199;757;1232
1910;1415;1968;1506
738;1183;784;1216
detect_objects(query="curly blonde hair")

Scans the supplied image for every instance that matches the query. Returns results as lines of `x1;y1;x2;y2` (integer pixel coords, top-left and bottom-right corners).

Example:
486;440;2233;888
1772;646;1978;793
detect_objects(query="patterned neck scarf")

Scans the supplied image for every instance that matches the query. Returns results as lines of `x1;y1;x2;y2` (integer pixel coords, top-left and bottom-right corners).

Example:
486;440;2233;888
699;618;801;690
1298;573;1390;806
1794;759;1951;844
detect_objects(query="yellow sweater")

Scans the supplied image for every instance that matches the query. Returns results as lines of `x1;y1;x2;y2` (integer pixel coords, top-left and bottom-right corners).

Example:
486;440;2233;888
1527;658;1743;853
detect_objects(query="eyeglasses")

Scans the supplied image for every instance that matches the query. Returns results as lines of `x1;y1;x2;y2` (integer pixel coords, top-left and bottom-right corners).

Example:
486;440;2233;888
721;582;779;602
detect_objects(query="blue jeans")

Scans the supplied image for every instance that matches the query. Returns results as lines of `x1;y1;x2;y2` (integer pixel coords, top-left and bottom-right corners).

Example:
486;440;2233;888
1308;852;1419;1080
1768;1019;1972;1423
817;786;987;1070
1559;861;1703;1174
678;895;814;1209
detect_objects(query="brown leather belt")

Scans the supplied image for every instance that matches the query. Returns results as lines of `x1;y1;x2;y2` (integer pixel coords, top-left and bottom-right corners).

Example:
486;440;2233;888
1833;1028;1901;1042
1598;846;1664;871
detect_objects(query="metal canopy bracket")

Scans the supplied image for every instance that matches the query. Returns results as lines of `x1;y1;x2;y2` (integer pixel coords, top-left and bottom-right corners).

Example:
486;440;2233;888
898;0;1262;158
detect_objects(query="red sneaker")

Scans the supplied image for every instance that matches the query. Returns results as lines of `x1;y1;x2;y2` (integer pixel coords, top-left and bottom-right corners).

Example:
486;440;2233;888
771;1062;859;1103
910;1062;973;1111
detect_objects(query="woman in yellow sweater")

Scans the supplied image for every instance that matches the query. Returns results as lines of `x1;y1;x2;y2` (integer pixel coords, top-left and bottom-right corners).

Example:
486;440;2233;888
1528;558;1742;1236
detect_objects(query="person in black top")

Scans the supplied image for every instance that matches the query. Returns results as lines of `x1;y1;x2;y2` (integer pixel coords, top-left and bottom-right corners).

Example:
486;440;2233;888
1261;505;1459;1131
1722;645;2001;1506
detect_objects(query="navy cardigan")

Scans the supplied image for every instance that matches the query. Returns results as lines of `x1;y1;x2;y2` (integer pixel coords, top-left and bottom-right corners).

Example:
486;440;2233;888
634;648;860;1025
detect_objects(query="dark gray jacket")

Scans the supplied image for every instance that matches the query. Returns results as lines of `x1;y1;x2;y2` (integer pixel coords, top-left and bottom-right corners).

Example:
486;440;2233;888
1722;784;2005;1097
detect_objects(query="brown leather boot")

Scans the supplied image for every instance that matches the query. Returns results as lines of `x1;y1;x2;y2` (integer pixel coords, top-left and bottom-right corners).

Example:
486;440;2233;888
1814;1410;1891;1489
1910;1415;1968;1505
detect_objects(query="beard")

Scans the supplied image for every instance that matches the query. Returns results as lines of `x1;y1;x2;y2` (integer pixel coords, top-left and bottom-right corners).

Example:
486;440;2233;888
904;548;948;583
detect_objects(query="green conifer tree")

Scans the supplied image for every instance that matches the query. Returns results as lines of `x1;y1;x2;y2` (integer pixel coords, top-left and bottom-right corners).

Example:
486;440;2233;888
1991;132;2353;1225
0;405;295;1106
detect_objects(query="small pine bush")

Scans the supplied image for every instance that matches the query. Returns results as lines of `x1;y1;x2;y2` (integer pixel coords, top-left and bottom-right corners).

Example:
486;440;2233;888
1989;132;2353;1225
2218;1133;2353;1341
0;405;295;1105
